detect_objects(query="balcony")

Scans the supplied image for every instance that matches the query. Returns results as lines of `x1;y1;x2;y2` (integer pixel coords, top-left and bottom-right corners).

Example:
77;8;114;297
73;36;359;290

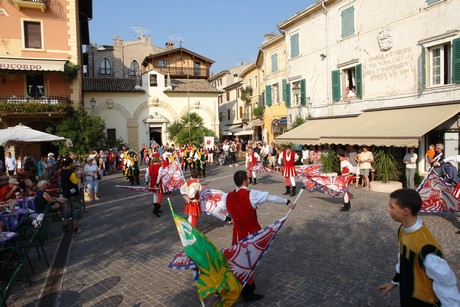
0;96;71;117
151;66;210;79
12;0;47;12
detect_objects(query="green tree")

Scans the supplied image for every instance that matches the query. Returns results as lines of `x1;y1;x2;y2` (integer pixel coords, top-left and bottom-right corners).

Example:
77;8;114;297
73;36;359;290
50;110;109;157
167;112;214;145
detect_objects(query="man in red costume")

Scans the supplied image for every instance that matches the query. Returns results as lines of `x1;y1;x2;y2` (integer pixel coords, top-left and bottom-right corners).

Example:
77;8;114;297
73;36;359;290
218;170;296;302
278;145;299;196
180;169;202;227
246;147;260;185
145;152;163;217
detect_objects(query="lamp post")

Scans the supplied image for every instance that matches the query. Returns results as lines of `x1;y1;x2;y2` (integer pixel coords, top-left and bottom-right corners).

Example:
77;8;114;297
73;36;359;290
90;97;96;110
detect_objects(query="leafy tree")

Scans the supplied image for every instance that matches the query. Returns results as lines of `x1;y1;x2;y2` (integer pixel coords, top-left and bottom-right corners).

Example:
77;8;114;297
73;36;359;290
253;105;264;118
167;112;214;146
49;110;109;157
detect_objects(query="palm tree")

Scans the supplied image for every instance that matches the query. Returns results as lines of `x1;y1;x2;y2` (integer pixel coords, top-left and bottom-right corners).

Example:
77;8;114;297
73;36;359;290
167;112;214;145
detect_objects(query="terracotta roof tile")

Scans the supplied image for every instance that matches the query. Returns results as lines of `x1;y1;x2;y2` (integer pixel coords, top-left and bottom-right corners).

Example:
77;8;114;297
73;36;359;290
83;77;145;93
166;79;222;93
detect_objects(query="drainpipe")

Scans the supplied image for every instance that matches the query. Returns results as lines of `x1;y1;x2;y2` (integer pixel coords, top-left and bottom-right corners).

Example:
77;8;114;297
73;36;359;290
321;0;330;104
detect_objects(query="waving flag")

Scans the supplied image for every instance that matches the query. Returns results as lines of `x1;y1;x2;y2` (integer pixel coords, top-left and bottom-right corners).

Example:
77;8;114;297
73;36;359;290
169;212;290;286
159;160;185;192
115;185;155;193
200;187;227;216
250;164;278;174
169;201;242;305
417;169;460;212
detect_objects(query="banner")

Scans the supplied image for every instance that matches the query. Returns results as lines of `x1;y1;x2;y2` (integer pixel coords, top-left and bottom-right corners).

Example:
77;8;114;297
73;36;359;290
417;169;460;212
204;136;214;150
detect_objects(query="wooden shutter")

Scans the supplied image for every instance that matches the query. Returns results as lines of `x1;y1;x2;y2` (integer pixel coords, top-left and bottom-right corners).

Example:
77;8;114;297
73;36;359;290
300;79;307;106
265;85;272;106
282;79;287;102
271;53;278;72
286;83;291;108
426;0;439;5
331;70;341;101
452;38;460;84
341;6;354;38
291;33;299;58
421;46;426;88
24;21;41;49
355;64;362;97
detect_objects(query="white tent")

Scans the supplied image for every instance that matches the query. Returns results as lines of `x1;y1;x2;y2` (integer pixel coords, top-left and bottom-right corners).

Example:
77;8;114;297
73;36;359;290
0;124;66;146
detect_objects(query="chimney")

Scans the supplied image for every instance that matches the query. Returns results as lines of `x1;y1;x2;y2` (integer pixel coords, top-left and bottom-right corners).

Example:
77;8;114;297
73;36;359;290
166;41;175;50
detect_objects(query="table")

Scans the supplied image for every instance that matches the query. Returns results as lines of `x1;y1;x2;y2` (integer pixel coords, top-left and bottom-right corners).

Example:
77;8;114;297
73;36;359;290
0;232;19;248
0;208;29;232
16;197;35;211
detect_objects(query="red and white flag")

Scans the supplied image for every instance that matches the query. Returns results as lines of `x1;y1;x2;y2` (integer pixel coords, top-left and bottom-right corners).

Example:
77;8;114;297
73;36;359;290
417;169;460;212
200;187;227;216
159;160;186;192
250;164;278;174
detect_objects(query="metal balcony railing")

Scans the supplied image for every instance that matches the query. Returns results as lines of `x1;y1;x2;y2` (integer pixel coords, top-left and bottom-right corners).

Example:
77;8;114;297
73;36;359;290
1;95;68;105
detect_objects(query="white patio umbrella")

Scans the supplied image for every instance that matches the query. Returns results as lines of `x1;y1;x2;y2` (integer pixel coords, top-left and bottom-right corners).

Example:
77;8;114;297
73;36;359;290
0;123;67;146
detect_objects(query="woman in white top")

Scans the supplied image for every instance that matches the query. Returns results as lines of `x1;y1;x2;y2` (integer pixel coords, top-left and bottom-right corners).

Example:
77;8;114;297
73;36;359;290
84;156;100;201
403;147;418;189
301;145;309;165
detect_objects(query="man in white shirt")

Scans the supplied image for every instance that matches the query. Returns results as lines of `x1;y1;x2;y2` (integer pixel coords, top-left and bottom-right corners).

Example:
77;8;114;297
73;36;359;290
5;152;16;176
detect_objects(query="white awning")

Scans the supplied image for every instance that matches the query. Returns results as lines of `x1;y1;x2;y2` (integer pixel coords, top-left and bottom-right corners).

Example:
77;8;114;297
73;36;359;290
0;57;67;71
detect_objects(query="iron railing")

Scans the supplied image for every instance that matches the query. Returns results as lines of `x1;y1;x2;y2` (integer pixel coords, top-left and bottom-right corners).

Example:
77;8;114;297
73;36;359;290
0;96;68;105
151;66;210;78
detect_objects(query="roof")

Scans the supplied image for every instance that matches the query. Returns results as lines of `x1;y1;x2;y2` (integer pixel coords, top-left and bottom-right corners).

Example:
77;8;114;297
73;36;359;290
165;78;223;93
142;47;214;66
83;78;145;93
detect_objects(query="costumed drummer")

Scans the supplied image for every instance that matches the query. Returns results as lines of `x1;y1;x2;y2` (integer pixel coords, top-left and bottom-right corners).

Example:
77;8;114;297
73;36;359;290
213;170;296;302
278;145;299;196
145;152;163;217
180;169;202;227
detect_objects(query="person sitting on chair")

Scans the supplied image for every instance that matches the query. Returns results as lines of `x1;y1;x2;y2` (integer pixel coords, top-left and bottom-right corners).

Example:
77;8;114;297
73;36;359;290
35;180;67;216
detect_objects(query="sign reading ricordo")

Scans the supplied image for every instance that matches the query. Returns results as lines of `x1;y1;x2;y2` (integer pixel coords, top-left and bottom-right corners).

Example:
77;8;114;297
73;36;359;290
0;63;43;70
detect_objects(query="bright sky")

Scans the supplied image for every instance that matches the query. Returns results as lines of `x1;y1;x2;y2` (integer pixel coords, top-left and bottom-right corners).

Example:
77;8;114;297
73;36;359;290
90;0;316;74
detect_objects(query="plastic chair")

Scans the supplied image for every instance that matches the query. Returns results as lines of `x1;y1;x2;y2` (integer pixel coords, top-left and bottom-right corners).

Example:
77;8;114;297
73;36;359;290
0;263;22;306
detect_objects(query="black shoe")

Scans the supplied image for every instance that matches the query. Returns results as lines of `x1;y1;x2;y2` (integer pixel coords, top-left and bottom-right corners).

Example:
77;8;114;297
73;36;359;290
339;207;350;212
249;178;253;184
290;186;297;197
283;186;291;195
253;178;257;185
63;224;69;230
243;292;264;302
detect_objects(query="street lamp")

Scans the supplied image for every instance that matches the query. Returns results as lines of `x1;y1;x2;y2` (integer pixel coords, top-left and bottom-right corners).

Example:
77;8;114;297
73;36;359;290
90;97;96;110
292;83;300;105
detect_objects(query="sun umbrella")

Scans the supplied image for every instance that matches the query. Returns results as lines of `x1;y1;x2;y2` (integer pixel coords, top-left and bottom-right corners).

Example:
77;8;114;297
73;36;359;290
0;123;67;146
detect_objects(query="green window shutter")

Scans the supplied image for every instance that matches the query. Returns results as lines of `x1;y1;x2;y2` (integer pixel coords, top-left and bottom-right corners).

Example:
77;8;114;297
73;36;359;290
421;46;426;88
452;38;460;83
355;64;362;97
290;33;299;58
265;85;272;106
341;6;355;38
426;0;439;5
300;79;307;106
282;79;287;102
286;83;291;108
271;53;278;72
331;70;341;101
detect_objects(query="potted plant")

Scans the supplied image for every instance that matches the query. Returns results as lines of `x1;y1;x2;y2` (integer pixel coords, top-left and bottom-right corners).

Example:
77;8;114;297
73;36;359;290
371;148;402;192
320;151;339;176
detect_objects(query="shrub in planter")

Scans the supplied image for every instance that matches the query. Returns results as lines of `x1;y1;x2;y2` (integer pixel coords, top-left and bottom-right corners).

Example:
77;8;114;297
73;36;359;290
321;151;339;174
373;149;401;183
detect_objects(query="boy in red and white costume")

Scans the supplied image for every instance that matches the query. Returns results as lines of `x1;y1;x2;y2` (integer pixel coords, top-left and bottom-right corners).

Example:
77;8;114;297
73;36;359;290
278;145;299;196
246;147;260;184
145;152;163;217
180;169;202;227
337;149;355;212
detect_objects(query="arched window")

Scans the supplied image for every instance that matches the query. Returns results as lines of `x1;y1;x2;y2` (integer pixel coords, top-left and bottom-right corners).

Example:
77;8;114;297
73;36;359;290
129;60;139;77
100;58;112;76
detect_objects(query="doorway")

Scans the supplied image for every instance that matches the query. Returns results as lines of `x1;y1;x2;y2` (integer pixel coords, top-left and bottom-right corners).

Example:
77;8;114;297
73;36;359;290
149;127;162;146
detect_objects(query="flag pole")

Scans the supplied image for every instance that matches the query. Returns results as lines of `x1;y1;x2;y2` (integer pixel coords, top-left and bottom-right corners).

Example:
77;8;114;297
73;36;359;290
287;187;304;216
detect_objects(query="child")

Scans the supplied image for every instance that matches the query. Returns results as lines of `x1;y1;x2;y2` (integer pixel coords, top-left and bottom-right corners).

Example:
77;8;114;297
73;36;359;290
425;144;435;160
180;169;202;227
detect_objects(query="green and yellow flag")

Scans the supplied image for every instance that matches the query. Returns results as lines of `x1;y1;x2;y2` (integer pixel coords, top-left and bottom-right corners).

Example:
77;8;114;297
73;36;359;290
169;201;241;306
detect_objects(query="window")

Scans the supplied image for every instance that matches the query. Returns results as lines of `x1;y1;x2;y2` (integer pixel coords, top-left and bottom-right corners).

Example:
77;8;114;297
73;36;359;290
27;73;44;98
159;60;167;67
273;83;279;104
226;91;230;101
194;62;201;76
239;106;243;119
107;129;116;143
341;6;355;38
429;43;451;86
249;79;252;88
332;64;362;101
227;109;230;120
265;85;272;106
426;0;440;5
24;21;42;49
99;58;112;76
129;60;139;77
290;33;299;58
271;53;278;72
150;74;158;86
254;76;258;88
218;95;223;104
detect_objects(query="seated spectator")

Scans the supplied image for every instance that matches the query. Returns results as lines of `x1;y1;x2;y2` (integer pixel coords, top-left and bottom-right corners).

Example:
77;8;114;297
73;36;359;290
0;178;20;201
35;180;67;215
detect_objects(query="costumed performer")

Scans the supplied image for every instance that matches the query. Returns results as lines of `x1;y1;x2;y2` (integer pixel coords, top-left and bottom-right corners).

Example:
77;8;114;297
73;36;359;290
379;189;460;306
180;169;202;227
246;147;260;185
278;145;299;196
145;152;163;217
337;149;355;212
212;170;295;302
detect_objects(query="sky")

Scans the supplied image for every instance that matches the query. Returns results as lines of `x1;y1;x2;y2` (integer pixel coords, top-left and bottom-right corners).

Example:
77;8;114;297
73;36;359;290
89;0;316;74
